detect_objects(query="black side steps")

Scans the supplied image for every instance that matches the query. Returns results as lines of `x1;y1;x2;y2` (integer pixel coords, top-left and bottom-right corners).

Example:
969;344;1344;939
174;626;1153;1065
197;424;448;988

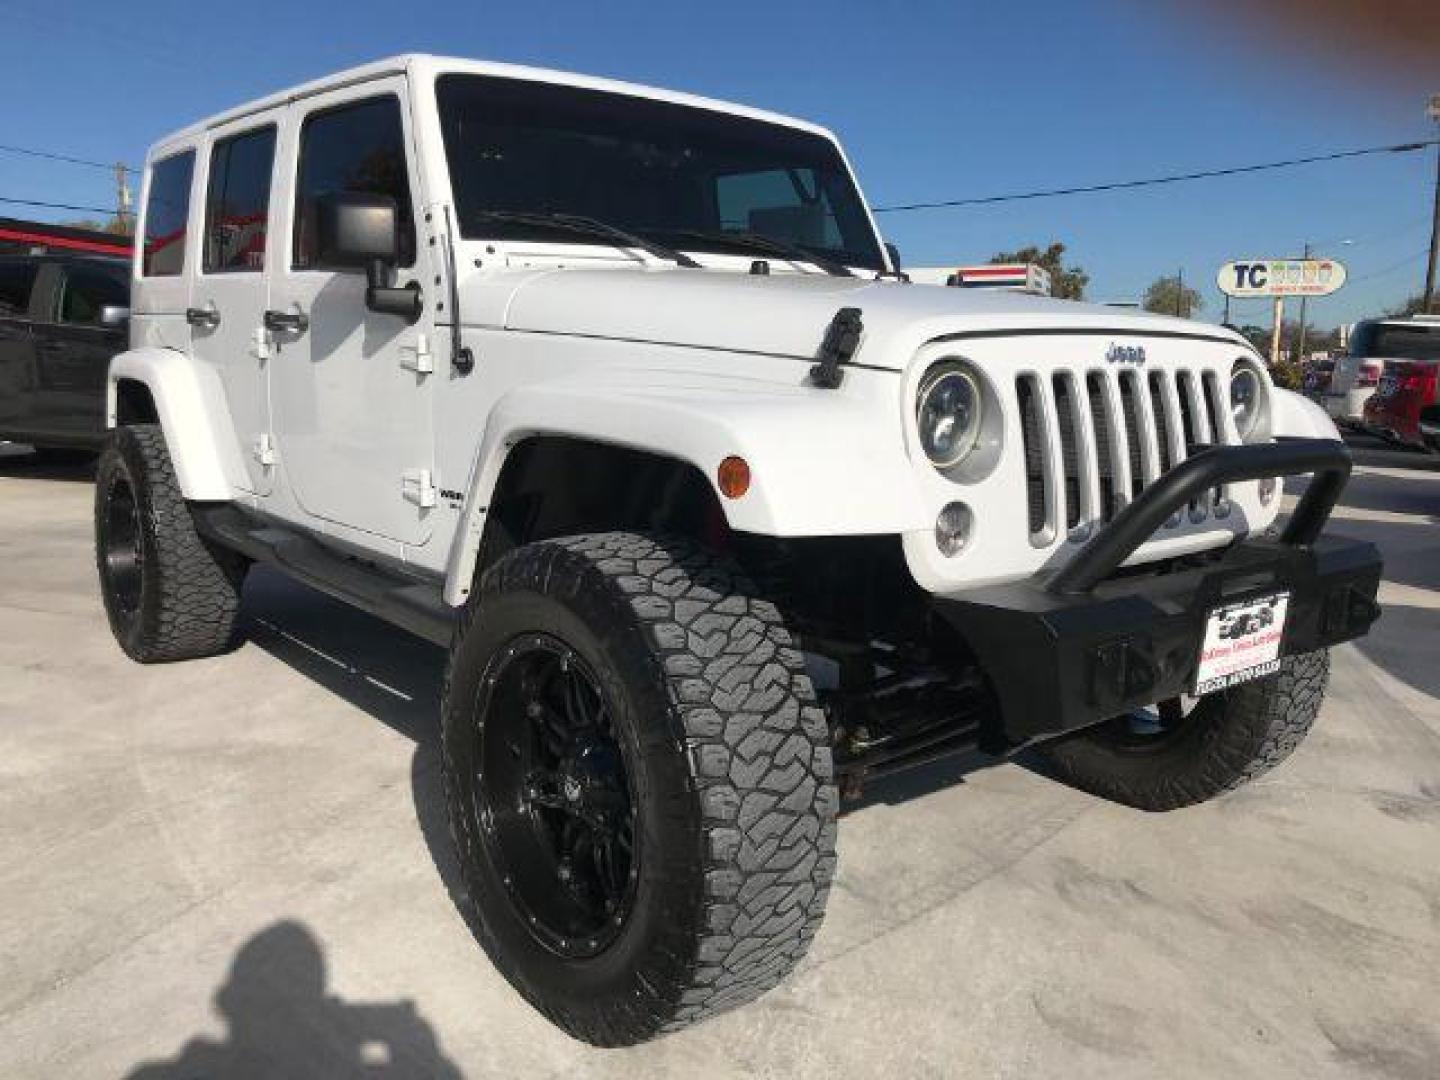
192;505;455;647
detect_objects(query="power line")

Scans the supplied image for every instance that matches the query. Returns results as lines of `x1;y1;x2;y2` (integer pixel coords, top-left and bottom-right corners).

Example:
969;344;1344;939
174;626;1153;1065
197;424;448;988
0;142;137;174
0;194;119;216
872;139;1440;213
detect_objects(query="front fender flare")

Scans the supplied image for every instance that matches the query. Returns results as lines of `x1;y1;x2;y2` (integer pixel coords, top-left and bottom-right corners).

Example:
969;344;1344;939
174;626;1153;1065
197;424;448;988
442;372;927;605
107;347;247;500
1271;387;1342;441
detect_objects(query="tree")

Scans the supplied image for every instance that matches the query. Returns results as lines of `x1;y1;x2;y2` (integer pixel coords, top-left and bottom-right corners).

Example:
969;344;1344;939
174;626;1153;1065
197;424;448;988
1385;293;1431;318
989;242;1088;300
1142;275;1204;319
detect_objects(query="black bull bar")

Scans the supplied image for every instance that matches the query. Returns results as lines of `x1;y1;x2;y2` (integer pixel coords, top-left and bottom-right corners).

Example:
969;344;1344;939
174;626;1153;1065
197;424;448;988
933;439;1383;747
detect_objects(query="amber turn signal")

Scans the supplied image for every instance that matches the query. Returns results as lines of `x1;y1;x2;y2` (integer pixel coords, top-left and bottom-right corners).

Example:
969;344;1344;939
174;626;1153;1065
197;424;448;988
717;456;751;499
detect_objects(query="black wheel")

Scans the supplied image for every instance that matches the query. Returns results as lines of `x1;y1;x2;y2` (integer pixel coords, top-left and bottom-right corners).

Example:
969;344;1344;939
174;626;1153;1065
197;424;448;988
442;533;836;1045
1040;650;1329;811
95;424;247;662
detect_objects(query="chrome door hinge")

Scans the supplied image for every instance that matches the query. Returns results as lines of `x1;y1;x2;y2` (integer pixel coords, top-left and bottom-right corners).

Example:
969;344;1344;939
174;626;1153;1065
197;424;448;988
402;467;437;508
400;334;434;375
252;433;275;467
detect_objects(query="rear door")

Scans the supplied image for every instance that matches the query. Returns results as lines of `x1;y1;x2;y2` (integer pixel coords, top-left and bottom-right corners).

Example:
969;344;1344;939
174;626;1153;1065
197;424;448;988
31;259;129;439
0;258;40;433
190;117;281;494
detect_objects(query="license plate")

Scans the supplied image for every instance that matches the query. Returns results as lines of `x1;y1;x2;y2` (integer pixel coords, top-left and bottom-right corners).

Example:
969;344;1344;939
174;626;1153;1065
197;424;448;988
1194;592;1289;695
1378;376;1398;397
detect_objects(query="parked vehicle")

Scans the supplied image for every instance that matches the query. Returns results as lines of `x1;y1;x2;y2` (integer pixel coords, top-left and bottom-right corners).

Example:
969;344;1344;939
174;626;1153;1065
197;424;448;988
0;253;130;452
1329;316;1440;429
1419;402;1440;452
1359;317;1440;448
95;55;1382;1045
1301;356;1335;401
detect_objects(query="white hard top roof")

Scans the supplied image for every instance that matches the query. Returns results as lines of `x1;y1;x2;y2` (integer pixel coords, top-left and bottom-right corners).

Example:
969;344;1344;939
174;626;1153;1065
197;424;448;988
150;54;831;156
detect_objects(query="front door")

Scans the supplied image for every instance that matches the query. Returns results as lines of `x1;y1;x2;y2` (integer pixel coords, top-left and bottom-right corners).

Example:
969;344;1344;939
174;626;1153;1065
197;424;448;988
267;83;435;546
0;259;40;433
189;117;281;495
32;260;129;439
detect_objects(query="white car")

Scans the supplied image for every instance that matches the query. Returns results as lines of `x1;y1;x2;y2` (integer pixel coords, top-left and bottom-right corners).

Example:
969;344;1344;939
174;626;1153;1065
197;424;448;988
95;55;1382;1045
1324;317;1440;427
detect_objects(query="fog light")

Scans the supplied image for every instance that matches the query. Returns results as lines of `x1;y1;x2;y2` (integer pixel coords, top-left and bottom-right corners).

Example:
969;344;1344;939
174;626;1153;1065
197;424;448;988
1259;477;1277;506
935;502;973;556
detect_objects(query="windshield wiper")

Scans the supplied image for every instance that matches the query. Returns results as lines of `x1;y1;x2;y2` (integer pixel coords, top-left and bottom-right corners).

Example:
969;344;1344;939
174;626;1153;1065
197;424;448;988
473;210;701;268
665;228;855;277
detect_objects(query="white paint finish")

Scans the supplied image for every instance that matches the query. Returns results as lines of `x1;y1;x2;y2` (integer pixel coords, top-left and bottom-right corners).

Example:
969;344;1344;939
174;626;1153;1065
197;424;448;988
106;347;249;499
187;110;286;496
264;76;439;548
125;54;1321;608
1271;388;1342;442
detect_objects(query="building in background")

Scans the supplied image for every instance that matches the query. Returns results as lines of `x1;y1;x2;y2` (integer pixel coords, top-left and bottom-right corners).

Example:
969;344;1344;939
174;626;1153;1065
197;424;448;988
0;218;131;258
907;262;1052;296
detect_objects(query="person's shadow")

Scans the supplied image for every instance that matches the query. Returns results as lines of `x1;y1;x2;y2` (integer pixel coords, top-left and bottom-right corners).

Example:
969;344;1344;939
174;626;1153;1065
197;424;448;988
125;920;463;1079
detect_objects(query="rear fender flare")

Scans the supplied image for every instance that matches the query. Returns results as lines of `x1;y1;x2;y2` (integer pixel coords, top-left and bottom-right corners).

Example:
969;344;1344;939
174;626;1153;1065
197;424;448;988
106;347;247;500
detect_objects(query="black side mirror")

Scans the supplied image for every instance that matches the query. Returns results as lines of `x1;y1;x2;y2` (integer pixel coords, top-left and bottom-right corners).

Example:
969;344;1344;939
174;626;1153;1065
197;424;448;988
315;192;422;323
99;304;130;328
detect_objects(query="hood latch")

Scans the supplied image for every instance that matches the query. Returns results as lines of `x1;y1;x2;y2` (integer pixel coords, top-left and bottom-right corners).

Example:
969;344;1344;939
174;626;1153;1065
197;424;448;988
810;307;863;390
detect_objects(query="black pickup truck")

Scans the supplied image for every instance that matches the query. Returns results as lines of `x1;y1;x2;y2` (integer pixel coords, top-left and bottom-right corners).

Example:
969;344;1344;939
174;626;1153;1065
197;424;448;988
0;253;129;453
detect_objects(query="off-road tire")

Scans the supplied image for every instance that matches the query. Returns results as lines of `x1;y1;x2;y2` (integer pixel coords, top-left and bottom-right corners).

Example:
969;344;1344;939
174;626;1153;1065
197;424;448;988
95;424;247;662
1041;649;1329;811
441;532;837;1045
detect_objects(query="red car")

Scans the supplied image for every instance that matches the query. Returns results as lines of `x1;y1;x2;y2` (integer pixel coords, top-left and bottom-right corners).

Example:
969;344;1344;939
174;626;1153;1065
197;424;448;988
1361;316;1440;449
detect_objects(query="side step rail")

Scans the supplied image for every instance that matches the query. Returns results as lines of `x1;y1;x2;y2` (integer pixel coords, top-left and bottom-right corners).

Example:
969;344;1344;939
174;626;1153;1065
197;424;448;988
191;505;455;647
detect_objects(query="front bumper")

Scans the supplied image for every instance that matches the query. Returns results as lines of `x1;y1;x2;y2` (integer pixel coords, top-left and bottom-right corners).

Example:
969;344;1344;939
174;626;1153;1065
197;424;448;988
933;440;1382;747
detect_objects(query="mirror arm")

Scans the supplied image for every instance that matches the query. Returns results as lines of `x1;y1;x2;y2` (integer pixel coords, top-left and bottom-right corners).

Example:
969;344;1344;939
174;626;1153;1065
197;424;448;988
363;257;423;323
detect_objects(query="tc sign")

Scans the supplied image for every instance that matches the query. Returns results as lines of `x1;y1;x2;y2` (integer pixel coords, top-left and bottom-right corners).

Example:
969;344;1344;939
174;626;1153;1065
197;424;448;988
1217;259;1346;298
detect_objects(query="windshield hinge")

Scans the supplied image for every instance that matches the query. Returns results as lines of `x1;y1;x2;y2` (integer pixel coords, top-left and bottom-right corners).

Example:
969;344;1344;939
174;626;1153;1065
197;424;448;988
810;307;863;390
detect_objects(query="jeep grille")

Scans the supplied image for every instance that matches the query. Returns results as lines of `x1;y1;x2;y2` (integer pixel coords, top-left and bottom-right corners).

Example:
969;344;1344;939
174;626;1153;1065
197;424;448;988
1016;366;1233;545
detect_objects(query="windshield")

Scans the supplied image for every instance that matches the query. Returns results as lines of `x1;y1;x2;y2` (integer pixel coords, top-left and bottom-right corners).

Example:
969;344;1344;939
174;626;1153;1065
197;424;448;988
1350;320;1440;362
435;74;885;271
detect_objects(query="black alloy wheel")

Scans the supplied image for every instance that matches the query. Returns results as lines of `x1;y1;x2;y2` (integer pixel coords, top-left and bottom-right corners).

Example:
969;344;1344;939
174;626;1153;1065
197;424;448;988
469;633;638;958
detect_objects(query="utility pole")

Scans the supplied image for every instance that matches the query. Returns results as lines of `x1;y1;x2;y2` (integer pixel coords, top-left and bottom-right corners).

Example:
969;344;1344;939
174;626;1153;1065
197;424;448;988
1175;267;1184;317
113;162;133;233
1296;242;1312;361
1424;93;1440;313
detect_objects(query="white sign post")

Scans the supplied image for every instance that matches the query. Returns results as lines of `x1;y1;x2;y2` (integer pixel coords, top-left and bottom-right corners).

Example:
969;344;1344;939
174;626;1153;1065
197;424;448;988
1217;259;1347;365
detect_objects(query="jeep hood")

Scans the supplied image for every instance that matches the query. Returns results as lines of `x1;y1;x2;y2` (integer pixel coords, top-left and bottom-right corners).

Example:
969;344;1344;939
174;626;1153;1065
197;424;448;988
496;267;1246;369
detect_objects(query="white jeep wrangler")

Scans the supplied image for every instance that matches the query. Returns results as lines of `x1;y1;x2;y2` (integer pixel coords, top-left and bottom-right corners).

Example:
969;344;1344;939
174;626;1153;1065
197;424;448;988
96;55;1382;1044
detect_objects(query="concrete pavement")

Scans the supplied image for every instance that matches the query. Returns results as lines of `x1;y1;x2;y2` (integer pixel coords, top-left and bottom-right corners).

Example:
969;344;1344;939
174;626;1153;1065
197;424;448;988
1;442;1437;1078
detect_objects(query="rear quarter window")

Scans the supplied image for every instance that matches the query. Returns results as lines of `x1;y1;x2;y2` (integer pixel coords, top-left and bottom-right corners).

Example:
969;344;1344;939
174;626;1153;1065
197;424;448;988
143;151;196;277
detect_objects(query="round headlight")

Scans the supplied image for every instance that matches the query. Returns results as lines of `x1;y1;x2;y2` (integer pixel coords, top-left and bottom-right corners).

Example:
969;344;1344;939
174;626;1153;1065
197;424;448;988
918;366;983;469
1231;364;1262;439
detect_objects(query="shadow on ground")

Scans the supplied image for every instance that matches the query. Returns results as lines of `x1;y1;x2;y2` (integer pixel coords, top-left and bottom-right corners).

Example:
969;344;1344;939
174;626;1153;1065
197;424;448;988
0;444;95;482
237;568;463;906
123;920;463;1079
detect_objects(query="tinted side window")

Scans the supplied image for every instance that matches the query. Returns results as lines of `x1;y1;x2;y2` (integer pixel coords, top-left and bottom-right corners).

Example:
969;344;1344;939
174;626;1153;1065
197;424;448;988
294;96;415;269
0;261;38;316
143;151;196;277
58;265;128;325
205;127;277;273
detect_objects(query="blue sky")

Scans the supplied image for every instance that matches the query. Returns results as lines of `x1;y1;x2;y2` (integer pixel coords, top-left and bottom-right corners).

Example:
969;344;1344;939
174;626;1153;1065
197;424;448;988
1;0;1433;327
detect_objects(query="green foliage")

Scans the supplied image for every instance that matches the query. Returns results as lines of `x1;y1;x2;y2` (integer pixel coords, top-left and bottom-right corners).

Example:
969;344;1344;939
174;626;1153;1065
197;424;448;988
1142;275;1204;319
1268;358;1304;391
989;242;1088;300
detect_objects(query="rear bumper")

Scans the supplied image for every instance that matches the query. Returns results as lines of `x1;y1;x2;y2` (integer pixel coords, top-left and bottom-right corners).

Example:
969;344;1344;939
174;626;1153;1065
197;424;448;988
932;440;1382;747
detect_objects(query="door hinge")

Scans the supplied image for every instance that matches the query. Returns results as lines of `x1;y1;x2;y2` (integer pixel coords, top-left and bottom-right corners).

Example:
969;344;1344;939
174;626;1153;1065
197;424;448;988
402;468;437;509
251;327;270;361
400;334;434;375
253;433;275;467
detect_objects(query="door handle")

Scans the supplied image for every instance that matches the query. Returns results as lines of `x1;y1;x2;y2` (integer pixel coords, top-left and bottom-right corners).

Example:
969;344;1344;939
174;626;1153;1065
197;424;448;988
263;309;309;334
186;306;221;329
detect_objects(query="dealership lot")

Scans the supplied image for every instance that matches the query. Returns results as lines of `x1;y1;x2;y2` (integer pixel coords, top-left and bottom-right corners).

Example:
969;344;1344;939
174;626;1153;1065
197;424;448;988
1;441;1437;1079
